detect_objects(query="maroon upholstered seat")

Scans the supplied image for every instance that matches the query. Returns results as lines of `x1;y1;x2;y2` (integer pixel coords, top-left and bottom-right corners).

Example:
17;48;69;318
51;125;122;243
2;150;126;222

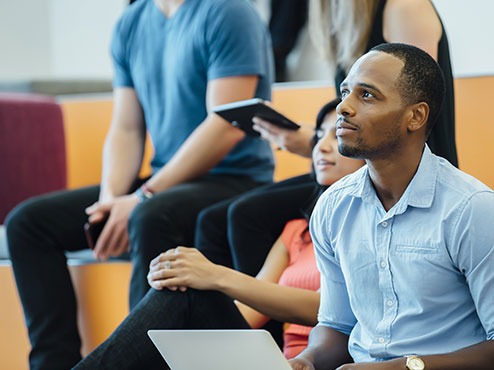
0;93;67;223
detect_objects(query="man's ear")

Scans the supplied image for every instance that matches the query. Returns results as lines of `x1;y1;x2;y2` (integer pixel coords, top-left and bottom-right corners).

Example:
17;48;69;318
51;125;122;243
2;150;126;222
407;102;429;133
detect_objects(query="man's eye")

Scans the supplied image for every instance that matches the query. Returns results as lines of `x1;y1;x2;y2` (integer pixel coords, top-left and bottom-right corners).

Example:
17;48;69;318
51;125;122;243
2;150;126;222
341;90;349;98
362;91;374;98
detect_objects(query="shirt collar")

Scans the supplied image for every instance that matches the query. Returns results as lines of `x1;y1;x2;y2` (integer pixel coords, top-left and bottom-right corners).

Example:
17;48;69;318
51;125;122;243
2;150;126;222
352;145;439;212
406;145;438;208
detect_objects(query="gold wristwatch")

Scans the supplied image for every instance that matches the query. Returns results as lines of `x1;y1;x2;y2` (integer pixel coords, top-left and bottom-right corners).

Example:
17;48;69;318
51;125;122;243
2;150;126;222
405;355;425;370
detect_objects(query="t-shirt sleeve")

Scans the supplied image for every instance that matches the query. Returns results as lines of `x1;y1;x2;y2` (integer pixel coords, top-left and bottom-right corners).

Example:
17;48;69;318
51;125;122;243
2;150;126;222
204;1;272;81
110;16;134;88
310;191;357;336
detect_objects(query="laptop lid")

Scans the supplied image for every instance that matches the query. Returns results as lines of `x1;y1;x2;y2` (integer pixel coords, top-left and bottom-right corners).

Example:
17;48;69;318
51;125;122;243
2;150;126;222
148;329;292;370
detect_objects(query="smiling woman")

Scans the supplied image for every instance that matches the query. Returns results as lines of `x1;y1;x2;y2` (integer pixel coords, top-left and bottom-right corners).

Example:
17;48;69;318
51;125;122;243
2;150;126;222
313;112;364;185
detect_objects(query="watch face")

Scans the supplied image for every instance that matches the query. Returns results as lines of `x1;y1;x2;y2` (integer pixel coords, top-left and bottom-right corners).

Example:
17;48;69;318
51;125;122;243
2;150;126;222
408;357;425;370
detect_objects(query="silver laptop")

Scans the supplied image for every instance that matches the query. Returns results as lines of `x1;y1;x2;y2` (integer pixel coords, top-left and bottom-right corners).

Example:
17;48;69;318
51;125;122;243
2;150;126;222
148;329;292;370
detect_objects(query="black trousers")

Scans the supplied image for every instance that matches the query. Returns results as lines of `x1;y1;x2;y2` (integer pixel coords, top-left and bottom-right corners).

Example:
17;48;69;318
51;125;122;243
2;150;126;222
194;174;317;349
72;288;251;370
195;174;317;277
6;174;262;370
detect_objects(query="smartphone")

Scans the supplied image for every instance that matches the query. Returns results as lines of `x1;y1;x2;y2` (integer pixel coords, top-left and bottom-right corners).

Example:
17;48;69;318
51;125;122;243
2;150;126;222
83;217;108;250
212;98;300;137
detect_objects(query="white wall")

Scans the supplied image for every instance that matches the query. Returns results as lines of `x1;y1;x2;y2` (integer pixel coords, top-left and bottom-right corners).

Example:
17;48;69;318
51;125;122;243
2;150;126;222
433;0;494;77
0;0;126;81
0;0;52;80
49;0;125;79
0;0;492;81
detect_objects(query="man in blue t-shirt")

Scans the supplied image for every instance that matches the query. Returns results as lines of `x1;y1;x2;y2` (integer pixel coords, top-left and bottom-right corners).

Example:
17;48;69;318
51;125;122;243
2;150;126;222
6;1;274;369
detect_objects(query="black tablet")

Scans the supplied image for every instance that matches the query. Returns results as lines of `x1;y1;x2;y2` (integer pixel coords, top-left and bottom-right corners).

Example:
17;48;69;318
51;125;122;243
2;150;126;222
212;98;300;137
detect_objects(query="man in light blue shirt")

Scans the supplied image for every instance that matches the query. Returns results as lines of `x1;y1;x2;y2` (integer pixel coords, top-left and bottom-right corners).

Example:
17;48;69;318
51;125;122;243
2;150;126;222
290;43;494;370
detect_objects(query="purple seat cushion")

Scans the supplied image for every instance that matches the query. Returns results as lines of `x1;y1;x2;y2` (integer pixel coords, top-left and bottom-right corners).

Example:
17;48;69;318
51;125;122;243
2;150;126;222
0;93;67;223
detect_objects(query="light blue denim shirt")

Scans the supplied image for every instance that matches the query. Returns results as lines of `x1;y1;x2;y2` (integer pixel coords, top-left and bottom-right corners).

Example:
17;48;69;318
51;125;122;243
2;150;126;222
310;146;494;362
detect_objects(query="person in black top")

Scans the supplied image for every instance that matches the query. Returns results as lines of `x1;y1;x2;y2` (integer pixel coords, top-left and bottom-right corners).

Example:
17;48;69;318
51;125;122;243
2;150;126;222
269;0;309;82
309;0;457;167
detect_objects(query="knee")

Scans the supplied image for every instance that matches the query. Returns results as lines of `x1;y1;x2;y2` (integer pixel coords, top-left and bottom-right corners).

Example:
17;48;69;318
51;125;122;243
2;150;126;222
227;196;260;224
195;207;217;235
5;198;44;255
194;202;231;248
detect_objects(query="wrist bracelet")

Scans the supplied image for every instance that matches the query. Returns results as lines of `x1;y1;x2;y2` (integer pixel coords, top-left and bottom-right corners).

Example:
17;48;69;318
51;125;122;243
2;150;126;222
134;184;155;203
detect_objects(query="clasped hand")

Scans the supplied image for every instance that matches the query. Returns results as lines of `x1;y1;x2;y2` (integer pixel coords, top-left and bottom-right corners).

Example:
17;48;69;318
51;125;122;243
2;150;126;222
147;247;222;292
85;193;139;260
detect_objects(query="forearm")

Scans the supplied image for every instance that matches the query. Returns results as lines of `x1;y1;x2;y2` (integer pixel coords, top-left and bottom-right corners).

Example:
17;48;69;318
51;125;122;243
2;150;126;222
99;125;145;201
215;266;319;327
145;115;245;192
295;324;351;370
284;125;315;157
417;340;494;370
145;73;259;192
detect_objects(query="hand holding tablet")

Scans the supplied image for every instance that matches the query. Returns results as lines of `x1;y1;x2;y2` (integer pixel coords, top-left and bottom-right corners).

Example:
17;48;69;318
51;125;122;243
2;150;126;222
212;98;300;137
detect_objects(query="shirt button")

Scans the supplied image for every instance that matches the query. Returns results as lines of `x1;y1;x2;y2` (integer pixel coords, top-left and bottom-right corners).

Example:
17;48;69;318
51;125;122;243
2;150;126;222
381;221;388;227
387;300;394;307
380;261;387;268
378;337;385;343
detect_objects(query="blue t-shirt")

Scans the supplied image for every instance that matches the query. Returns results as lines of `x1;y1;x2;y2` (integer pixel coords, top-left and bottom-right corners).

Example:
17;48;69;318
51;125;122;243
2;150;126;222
111;0;274;182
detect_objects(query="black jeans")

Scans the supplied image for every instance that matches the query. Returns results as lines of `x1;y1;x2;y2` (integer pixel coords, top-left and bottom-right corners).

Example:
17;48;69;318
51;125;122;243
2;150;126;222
6;174;262;370
72;288;251;370
194;174;317;349
195;174;317;277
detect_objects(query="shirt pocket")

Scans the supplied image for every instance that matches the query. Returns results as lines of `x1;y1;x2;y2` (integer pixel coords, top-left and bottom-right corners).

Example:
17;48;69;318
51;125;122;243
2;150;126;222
395;244;439;255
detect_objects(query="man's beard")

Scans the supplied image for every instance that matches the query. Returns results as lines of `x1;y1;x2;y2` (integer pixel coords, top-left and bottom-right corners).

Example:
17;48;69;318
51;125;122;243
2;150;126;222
338;130;402;161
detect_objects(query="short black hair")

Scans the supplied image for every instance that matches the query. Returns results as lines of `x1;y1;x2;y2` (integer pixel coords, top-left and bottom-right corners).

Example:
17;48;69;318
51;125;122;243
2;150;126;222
370;43;446;137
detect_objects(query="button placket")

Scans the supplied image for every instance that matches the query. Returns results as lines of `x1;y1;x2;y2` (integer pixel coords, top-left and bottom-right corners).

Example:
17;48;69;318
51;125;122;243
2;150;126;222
373;215;397;352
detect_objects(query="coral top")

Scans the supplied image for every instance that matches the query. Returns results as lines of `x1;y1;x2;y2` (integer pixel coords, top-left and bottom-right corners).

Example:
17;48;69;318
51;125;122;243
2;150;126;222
278;219;320;358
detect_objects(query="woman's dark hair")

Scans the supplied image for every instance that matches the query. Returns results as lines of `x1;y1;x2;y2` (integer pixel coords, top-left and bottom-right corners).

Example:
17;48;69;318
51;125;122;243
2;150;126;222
302;96;342;224
312;97;342;146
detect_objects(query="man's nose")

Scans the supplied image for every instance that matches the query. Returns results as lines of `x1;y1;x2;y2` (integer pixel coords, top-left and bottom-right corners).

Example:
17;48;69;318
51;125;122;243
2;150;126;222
337;97;355;117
